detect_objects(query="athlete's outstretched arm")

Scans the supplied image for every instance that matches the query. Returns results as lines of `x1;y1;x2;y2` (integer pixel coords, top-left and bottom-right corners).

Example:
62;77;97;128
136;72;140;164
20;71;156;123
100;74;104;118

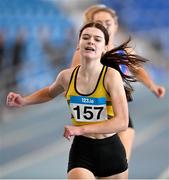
129;65;165;98
6;70;69;107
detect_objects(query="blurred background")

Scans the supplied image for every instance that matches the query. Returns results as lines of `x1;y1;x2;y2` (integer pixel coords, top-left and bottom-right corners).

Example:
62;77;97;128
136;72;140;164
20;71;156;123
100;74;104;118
0;0;169;179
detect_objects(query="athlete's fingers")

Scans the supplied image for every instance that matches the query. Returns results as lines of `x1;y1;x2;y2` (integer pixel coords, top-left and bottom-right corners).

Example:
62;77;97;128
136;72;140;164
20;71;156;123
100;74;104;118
7;92;16;103
156;87;165;98
63;126;71;141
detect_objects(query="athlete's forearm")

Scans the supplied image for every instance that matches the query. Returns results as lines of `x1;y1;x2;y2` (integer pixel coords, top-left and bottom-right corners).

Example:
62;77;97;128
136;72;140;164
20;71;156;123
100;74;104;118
24;87;53;106
80;116;128;135
131;66;157;91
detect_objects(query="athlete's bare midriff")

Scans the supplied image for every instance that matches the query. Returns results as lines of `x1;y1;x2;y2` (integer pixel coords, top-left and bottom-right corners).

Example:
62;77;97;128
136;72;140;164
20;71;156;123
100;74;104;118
83;132;116;139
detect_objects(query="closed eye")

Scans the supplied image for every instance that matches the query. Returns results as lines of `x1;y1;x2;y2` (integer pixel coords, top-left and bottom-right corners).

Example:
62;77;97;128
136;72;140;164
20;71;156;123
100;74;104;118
82;36;89;40
95;38;102;42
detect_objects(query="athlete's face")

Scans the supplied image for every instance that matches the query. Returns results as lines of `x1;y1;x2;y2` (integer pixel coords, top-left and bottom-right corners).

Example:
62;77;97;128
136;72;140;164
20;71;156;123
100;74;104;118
92;11;118;37
79;27;106;60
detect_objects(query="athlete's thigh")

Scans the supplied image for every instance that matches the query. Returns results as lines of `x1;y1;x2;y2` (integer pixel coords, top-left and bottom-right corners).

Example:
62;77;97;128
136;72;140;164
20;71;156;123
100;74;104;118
68;167;95;179
118;127;135;160
99;169;128;179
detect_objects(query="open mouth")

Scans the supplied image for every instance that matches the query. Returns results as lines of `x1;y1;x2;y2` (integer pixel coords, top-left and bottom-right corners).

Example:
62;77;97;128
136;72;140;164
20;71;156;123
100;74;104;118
85;47;95;52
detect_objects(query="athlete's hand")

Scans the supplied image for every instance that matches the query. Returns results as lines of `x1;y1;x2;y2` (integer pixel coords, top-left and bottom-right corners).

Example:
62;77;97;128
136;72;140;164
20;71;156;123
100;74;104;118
63;125;84;141
6;92;26;107
152;85;166;98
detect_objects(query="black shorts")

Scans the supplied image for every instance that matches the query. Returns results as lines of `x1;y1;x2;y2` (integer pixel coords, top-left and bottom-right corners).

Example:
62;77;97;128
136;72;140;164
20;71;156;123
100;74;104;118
68;134;128;177
128;115;134;128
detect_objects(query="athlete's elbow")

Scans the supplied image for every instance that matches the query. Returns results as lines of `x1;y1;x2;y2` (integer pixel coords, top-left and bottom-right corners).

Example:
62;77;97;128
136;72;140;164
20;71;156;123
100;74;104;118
122;120;128;131
119;116;129;131
119;123;127;132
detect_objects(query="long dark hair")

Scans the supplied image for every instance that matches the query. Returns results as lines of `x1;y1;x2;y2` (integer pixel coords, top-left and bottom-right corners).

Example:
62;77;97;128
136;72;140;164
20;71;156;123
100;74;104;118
101;37;148;88
101;37;149;101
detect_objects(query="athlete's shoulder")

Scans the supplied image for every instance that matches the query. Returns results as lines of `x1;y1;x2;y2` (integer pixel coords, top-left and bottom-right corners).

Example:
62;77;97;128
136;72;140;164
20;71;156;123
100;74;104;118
105;67;123;85
106;67;121;77
58;67;74;79
59;66;79;84
60;67;74;75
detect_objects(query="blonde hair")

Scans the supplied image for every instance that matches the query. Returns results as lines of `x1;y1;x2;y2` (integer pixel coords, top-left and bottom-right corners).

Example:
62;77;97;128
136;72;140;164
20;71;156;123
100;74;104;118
83;4;106;23
83;4;118;25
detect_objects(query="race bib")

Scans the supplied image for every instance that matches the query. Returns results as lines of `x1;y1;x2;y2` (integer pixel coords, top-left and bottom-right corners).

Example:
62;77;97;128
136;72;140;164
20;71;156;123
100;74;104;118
70;96;107;122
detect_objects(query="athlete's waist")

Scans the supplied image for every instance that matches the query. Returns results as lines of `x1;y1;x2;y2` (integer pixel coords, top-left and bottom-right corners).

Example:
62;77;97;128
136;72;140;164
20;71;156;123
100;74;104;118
74;133;117;144
81;132;116;140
